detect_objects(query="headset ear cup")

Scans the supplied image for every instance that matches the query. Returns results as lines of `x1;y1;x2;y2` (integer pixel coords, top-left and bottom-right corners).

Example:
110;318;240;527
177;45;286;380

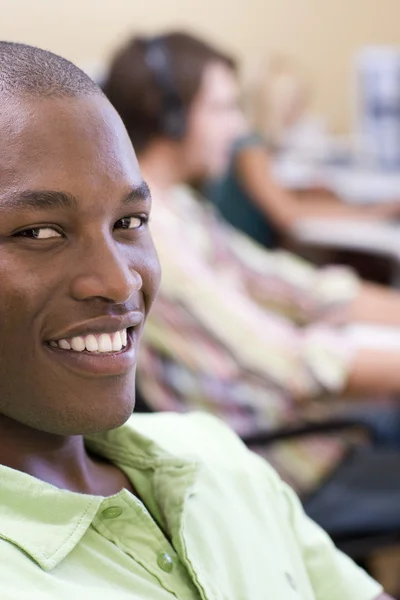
144;37;186;140
163;106;186;139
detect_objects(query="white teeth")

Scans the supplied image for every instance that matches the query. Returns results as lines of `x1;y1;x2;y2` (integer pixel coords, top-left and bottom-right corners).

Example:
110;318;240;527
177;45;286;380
98;333;113;353
85;334;98;353
112;331;123;352
58;339;71;350
51;329;128;353
70;336;85;352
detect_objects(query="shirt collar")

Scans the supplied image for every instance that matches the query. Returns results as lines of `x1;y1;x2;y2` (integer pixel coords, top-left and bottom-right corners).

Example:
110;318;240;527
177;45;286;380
0;418;195;572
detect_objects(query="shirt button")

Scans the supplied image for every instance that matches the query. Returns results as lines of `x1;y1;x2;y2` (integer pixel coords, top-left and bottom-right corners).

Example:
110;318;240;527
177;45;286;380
157;551;174;573
102;506;123;519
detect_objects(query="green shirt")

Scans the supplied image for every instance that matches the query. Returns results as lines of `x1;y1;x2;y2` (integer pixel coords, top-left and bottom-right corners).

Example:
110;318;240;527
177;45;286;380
0;412;382;599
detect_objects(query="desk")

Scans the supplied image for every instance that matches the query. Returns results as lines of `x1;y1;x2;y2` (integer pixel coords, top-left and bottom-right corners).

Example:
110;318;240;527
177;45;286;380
274;155;400;285
293;218;400;286
273;157;400;205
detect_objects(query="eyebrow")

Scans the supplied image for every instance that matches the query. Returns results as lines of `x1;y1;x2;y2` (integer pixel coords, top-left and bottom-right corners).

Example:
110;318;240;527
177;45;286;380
0;180;151;212
122;181;151;205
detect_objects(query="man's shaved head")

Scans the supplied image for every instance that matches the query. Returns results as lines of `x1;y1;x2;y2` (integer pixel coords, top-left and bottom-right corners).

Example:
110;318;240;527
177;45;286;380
0;41;160;436
0;41;102;98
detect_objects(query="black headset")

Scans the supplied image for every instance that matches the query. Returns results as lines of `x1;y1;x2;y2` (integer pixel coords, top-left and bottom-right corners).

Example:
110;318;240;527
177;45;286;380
143;36;186;140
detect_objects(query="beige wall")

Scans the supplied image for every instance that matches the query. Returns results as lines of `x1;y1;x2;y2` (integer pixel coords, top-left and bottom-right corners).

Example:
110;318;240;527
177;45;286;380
1;0;399;131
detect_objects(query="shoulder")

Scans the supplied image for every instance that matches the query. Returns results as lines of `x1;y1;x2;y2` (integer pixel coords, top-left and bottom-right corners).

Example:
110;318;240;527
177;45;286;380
129;411;244;457
234;132;268;154
128;411;278;478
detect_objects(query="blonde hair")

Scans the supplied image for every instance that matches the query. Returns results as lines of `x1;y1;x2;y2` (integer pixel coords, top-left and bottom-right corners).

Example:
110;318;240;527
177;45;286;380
241;55;308;148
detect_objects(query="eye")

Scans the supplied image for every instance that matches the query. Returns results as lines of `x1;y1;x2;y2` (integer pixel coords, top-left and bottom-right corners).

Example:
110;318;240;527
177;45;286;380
14;226;62;239
115;216;148;230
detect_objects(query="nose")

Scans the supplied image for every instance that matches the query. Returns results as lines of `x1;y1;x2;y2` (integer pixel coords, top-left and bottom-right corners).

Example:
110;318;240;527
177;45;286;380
70;235;142;304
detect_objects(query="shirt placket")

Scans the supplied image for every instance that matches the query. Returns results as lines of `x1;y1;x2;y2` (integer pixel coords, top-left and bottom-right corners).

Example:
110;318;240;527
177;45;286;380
91;492;201;600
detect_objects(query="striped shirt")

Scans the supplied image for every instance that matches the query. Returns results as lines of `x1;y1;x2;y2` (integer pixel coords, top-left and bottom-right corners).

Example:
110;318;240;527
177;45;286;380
138;185;361;495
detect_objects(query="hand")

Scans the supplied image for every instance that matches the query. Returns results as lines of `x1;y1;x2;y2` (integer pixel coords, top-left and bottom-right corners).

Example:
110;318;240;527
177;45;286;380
366;201;400;220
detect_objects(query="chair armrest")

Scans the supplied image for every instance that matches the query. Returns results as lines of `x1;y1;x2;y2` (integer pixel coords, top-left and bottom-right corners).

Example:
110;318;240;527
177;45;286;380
241;418;373;447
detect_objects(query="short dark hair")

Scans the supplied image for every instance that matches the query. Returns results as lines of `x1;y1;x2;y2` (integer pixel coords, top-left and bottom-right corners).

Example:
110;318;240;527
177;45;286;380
103;32;236;153
0;41;102;98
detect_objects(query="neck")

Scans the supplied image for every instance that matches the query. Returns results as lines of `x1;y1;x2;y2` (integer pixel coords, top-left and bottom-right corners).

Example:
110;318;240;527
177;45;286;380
140;139;187;194
0;415;129;495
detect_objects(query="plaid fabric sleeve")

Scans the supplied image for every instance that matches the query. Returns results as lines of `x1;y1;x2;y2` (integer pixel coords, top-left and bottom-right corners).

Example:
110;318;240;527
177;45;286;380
221;223;360;325
150;202;355;399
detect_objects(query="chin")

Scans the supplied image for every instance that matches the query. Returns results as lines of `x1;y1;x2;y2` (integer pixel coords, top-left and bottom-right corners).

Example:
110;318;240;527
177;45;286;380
26;395;136;437
55;377;138;435
82;408;134;435
75;400;136;435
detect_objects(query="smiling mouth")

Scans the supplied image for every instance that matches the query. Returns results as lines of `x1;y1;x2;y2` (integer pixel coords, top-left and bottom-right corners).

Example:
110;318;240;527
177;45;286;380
47;328;130;355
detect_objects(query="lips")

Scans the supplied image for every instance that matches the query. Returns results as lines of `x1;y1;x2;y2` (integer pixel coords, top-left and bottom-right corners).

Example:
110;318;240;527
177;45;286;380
44;312;143;377
47;311;143;343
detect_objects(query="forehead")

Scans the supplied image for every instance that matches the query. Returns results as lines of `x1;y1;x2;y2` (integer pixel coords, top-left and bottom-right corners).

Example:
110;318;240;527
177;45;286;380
196;62;238;104
0;95;141;196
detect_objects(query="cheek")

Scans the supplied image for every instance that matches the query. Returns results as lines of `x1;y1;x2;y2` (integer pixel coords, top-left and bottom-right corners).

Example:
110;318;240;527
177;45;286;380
0;269;52;394
184;114;216;164
0;256;54;326
144;253;161;306
205;113;238;155
205;126;234;172
131;236;161;311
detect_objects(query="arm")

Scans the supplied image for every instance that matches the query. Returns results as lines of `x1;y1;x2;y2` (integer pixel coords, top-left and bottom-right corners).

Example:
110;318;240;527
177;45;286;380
346;346;400;396
235;144;302;232
235;145;400;233
348;281;400;327
221;222;361;324
328;279;400;395
152;195;400;400
222;217;400;328
152;200;337;397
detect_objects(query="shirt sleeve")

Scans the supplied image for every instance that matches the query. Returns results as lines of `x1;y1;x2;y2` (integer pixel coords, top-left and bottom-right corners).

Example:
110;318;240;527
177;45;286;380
233;132;267;153
279;477;383;600
151;203;355;398
222;223;360;325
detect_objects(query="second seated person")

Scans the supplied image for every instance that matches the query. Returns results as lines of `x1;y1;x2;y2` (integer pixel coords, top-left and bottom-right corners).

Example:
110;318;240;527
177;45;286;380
104;32;400;497
206;54;400;249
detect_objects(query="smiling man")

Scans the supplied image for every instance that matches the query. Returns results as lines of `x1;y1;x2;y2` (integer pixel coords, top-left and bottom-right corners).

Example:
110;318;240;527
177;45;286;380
0;41;391;600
